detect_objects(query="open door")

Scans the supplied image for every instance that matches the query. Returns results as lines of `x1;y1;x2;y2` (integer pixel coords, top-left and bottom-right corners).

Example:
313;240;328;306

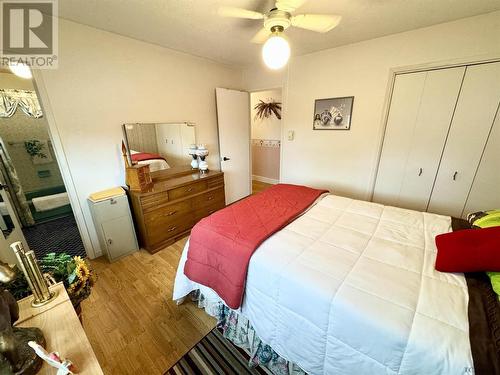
0;176;29;266
216;88;251;204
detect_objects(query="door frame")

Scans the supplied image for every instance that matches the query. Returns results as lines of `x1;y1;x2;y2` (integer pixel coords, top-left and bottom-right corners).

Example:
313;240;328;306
248;87;283;186
30;70;97;259
368;55;500;202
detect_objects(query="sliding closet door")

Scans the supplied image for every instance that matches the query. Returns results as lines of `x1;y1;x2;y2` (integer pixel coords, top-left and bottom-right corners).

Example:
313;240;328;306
373;67;464;210
428;62;500;217
463;109;500;215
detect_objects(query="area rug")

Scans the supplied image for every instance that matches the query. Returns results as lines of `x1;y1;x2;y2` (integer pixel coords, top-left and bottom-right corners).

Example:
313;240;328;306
165;328;270;375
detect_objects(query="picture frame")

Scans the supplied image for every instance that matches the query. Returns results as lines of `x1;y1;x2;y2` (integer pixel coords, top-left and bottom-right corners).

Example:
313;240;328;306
312;96;354;130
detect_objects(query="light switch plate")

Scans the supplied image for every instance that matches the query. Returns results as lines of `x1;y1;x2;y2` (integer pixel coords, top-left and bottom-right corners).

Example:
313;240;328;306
288;130;294;141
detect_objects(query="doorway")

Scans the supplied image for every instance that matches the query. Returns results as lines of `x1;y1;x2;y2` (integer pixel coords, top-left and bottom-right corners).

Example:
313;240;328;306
0;70;86;261
250;88;282;194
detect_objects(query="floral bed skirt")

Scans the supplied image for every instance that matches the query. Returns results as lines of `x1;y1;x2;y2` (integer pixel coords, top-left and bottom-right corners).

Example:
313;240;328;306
192;291;306;375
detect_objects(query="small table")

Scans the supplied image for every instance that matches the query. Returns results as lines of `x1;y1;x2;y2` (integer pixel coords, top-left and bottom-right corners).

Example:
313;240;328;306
14;282;103;374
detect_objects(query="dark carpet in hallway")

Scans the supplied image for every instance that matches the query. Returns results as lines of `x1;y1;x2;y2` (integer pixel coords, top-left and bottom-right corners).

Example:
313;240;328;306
23;214;86;259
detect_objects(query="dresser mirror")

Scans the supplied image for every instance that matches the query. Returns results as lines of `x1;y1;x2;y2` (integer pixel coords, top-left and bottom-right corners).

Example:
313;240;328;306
122;122;196;172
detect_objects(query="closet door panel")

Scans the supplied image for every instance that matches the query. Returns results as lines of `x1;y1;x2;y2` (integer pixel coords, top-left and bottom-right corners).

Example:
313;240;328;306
398;67;465;211
463;109;500;215
428;62;500;217
373;72;426;206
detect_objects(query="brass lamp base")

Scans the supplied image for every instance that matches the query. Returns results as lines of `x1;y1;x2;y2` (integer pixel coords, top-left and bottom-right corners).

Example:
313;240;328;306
30;290;58;308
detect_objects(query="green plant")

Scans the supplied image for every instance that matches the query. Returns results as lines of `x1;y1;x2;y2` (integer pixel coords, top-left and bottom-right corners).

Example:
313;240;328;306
4;253;96;307
24;140;47;158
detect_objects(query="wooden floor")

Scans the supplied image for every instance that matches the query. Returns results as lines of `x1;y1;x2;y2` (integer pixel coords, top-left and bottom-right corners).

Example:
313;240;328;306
81;237;215;375
252;180;273;194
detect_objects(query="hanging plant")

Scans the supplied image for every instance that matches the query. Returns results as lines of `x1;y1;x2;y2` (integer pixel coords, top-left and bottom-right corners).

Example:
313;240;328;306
24;139;47;159
254;99;282;120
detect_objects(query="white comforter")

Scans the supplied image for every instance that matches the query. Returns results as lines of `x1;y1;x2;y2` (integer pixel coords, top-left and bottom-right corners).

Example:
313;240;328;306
173;195;473;375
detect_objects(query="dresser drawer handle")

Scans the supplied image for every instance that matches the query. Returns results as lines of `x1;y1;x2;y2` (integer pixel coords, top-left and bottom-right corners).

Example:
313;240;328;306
186;187;193;192
164;210;177;217
208;195;214;201
208;210;215;214
167;226;177;232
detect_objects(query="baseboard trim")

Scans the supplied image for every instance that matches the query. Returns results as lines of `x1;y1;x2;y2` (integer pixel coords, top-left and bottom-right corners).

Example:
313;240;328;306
252;175;279;184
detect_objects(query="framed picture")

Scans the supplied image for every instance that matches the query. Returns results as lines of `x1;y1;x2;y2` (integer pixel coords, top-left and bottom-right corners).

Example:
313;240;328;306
313;96;354;130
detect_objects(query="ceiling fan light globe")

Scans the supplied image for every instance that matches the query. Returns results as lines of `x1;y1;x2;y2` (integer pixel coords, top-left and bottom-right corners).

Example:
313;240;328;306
262;35;290;70
8;62;32;79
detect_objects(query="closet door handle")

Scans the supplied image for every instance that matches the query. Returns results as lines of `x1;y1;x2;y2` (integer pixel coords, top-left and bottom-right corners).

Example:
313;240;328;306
453;171;458;181
418;168;423;176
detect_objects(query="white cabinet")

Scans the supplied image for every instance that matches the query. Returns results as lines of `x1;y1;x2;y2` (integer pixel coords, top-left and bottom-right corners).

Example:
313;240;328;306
374;67;465;211
463;108;500;214
88;192;138;262
374;61;500;217
428;62;500;217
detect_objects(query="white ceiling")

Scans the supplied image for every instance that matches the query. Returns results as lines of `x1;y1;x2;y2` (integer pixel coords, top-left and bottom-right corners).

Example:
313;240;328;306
59;0;500;67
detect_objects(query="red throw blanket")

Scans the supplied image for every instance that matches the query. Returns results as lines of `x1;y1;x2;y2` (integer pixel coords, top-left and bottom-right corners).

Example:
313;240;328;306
184;184;328;309
131;152;166;163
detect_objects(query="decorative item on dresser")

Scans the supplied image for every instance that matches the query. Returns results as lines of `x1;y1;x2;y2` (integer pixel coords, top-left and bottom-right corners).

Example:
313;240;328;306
128;166;225;253
121;141;153;192
15;282;104;375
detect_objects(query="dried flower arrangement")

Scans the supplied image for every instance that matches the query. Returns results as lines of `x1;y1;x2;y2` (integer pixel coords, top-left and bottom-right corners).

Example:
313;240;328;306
254;99;282;120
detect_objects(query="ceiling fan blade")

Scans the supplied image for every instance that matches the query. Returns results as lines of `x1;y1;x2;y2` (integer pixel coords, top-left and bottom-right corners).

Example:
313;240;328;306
291;14;342;33
275;0;307;12
251;28;271;44
217;6;264;20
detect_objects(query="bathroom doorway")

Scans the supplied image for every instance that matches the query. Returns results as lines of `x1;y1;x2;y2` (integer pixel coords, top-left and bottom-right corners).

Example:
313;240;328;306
0;69;86;260
250;88;282;194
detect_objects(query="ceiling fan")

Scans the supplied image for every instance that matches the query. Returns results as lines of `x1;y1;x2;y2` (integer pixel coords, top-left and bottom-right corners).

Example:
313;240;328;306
218;0;342;69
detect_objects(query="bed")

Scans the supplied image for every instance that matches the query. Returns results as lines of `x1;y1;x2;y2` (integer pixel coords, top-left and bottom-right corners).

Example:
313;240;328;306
173;191;497;374
130;150;170;172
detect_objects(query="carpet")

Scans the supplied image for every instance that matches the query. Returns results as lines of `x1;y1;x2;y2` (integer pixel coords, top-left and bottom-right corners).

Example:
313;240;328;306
165;328;270;375
22;214;86;259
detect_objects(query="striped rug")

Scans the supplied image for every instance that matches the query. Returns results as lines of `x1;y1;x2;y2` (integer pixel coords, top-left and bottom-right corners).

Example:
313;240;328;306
165;328;270;374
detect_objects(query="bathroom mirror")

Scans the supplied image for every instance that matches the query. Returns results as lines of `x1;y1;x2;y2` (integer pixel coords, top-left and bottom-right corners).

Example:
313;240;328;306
122;122;196;172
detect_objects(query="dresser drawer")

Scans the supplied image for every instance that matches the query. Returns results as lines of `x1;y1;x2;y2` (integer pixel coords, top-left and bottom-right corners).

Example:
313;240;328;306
140;193;169;210
193;188;225;209
194;201;225;223
168;181;207;201
146;214;193;246
144;199;192;226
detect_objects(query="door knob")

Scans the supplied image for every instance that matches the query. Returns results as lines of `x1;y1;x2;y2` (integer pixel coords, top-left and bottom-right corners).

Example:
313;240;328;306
222;157;230;161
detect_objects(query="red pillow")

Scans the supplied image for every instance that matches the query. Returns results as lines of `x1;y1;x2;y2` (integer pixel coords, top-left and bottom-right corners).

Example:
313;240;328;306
435;226;500;272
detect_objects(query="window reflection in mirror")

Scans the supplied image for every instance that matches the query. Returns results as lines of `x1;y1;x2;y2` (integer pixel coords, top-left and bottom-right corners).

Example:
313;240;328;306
123;123;196;172
0;192;15;239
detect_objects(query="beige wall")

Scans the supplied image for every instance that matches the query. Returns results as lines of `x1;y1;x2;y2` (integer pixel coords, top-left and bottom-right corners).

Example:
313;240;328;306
0;73;64;193
276;11;500;200
36;20;242;255
251;89;282;140
250;89;281;182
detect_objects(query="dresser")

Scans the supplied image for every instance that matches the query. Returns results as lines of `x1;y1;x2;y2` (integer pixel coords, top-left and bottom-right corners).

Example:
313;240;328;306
128;166;225;253
15;282;104;374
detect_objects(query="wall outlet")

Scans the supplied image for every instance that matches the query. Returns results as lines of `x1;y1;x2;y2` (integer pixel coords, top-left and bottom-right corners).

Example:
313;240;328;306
288;130;294;141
